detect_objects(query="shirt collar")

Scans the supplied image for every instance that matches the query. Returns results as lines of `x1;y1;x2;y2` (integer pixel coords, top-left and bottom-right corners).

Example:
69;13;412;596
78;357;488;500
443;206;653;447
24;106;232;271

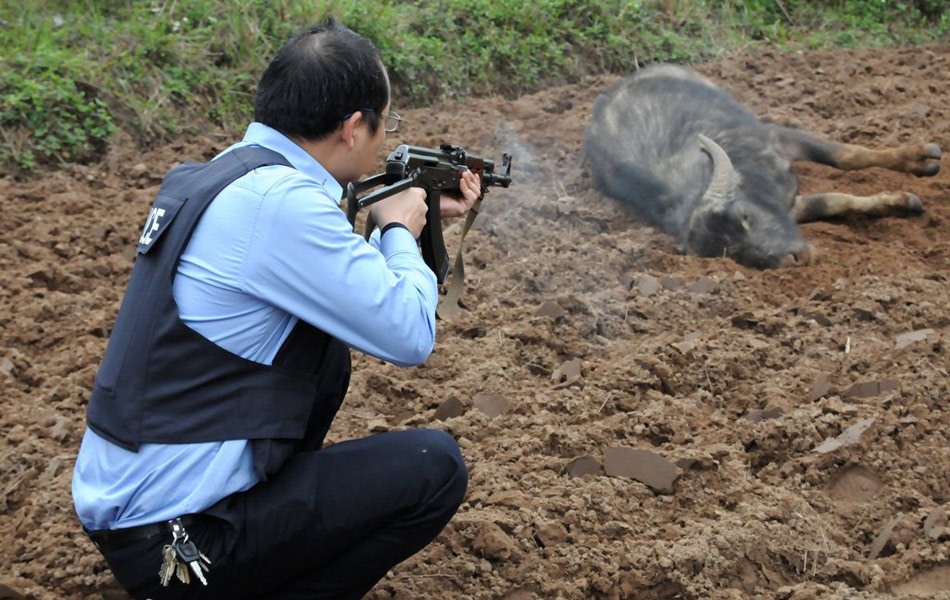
239;122;344;202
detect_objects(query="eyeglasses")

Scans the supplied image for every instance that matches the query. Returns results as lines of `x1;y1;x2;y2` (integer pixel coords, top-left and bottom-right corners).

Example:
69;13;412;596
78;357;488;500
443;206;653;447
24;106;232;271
342;108;403;133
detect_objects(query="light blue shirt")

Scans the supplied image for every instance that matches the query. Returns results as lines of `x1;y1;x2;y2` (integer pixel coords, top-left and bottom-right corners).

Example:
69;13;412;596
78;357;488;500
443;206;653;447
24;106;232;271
73;123;438;530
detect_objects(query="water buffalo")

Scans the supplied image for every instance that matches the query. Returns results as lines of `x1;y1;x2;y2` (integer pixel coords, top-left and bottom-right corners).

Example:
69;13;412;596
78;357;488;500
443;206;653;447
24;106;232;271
584;64;942;269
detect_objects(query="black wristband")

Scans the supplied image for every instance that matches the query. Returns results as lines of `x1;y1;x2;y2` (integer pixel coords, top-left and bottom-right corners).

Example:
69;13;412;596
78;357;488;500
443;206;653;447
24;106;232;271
380;222;411;237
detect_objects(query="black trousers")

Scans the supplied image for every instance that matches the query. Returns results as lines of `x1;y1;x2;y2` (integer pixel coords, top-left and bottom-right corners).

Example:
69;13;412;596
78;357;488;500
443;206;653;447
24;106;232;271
93;428;469;599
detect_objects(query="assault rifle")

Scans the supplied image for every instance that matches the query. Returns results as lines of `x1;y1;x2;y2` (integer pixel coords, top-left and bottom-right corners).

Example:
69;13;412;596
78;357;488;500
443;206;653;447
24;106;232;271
346;144;513;287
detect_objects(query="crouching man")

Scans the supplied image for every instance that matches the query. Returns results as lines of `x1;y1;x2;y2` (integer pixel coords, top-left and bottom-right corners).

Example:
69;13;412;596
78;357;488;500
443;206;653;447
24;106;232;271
72;21;479;600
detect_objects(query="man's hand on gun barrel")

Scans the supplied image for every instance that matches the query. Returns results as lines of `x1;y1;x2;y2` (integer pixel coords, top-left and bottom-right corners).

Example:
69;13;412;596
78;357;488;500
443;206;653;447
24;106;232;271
369;169;481;238
439;169;482;218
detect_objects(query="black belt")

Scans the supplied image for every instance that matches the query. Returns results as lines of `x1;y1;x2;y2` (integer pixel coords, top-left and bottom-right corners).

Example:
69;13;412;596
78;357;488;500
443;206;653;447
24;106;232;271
84;515;197;551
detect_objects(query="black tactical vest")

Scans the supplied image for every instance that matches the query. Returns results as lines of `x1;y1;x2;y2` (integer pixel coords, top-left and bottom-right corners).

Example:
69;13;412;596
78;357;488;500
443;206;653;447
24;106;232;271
86;146;351;478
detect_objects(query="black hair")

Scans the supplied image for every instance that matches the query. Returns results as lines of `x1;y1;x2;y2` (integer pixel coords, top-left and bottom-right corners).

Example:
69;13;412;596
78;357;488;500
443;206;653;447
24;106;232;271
254;21;388;140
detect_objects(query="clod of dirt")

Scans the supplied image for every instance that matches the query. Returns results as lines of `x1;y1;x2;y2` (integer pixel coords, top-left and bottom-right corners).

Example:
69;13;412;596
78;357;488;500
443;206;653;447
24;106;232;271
676;458;697;470
636;275;661;296
895;328;936;349
563;456;602;478
892;565;950;597
827;465;883;504
552;359;582;387
868;516;900;560
842;379;900;398
745;407;783;422
485;490;532;509
43;457;64;480
473;393;509;418
810;373;832;401
923;507;946;539
604;447;680;494
368;418;389;432
434;396;467;421
472;521;520;561
533;521;568;547
805;311;833;326
687;277;718;294
731;311;759;329
0;582;24;600
670;332;701;355
813;417;876;454
129;163;148;178
852;305;877;321
460;326;487;339
675;455;718;471
501;588;537;600
535;300;567;319
49;416;71;442
660;276;684;291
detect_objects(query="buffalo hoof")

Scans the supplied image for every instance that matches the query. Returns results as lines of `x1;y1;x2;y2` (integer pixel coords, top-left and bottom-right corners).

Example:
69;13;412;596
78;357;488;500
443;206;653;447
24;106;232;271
906;143;941;177
905;193;925;213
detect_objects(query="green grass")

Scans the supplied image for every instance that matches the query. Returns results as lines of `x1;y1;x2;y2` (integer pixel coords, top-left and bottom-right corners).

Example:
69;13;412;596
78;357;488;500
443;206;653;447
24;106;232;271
2;0;949;177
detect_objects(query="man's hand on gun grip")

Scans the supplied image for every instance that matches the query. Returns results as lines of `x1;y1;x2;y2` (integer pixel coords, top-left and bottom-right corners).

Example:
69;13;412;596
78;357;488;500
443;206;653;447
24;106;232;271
440;170;482;218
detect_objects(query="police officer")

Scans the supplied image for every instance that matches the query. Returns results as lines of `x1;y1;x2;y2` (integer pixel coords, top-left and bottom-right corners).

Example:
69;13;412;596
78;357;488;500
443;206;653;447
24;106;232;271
72;21;478;600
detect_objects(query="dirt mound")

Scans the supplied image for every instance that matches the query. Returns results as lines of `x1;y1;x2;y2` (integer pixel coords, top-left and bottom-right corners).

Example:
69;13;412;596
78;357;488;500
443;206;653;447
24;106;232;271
1;45;948;600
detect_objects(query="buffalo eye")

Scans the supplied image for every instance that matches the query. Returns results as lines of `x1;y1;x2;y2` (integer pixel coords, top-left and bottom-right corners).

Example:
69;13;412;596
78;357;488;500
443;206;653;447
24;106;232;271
739;210;751;231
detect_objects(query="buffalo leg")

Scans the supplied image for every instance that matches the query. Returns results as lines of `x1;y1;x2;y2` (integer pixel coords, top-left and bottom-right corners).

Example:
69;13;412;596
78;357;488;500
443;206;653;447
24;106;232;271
790;191;924;223
773;126;942;177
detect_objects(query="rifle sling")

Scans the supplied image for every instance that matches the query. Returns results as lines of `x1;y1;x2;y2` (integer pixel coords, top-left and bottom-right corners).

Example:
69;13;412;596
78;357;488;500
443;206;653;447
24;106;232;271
358;196;481;320
438;194;483;319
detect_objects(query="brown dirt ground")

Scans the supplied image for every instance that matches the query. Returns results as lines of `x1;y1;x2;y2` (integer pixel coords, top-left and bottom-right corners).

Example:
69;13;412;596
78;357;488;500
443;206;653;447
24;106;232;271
1;45;948;600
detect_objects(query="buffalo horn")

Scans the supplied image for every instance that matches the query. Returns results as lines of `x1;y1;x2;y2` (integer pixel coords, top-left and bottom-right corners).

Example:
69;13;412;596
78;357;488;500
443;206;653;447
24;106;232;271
698;134;737;206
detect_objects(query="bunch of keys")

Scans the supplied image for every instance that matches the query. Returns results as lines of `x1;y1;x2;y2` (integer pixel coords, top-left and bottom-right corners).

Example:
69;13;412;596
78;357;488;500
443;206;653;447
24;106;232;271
158;518;212;587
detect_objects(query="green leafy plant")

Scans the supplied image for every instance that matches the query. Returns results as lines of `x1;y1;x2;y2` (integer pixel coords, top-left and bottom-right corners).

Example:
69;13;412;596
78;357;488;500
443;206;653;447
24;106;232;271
0;64;115;173
1;0;948;176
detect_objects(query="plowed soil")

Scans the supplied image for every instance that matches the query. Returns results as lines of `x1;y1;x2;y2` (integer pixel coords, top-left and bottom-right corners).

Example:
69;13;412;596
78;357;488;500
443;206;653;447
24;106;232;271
1;45;948;600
